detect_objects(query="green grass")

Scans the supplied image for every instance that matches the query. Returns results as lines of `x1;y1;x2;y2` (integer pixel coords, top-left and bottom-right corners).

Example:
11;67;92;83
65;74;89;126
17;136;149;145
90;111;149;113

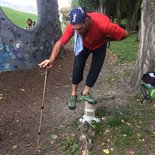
110;34;139;63
91;94;155;154
55;94;155;154
1;6;37;28
60;136;78;155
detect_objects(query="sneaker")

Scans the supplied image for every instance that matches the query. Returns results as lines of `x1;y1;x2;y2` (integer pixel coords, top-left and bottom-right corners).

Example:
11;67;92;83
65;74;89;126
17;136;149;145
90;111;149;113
80;93;97;104
67;95;77;110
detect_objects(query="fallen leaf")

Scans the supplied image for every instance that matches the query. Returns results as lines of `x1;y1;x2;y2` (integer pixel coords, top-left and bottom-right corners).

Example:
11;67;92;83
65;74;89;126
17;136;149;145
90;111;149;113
101;142;106;146
121;119;125;123
137;134;141;137
25;144;31;147
104;129;109;134
12;145;17;149
51;135;58;140
126;122;131;126
50;140;54;144
110;147;114;151
103;149;110;154
71;133;75;137
102;117;106;121
129;150;135;155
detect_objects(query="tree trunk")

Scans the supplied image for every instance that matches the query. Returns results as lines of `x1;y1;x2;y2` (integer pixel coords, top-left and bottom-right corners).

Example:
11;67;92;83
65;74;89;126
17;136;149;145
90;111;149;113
0;0;61;72
116;0;121;25
126;12;138;32
126;0;141;32
131;0;155;89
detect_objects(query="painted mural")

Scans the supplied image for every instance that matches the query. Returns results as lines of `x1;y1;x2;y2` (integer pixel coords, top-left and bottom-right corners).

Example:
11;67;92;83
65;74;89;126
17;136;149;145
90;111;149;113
0;43;14;71
0;0;61;72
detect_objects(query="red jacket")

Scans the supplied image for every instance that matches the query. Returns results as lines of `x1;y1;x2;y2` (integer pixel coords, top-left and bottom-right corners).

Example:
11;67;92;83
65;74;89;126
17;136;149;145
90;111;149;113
60;12;126;50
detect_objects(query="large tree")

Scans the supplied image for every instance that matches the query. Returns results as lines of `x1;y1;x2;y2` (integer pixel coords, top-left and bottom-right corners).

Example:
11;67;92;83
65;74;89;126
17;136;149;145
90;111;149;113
131;0;155;89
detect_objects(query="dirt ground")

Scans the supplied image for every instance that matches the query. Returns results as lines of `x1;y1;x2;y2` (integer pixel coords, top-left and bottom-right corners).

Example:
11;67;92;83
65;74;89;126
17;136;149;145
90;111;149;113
0;44;153;155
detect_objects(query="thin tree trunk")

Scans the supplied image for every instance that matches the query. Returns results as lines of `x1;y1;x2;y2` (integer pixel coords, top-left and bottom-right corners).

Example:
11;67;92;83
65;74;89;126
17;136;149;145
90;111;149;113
126;14;137;32
131;0;155;89
116;0;121;25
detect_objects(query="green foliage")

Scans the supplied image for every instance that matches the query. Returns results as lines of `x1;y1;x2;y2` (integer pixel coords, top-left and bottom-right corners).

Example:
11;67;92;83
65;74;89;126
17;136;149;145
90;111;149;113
118;0;142;18
91;96;155;154
110;33;138;63
1;6;37;29
70;0;142;32
117;0;142;31
70;0;80;8
70;0;101;11
60;136;78;155
92;121;105;136
107;111;122;127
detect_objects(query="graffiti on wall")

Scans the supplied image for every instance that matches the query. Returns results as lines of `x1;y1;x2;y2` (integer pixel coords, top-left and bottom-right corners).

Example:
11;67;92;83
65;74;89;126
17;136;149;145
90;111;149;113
0;43;14;71
0;0;62;72
0;41;26;72
0;39;53;72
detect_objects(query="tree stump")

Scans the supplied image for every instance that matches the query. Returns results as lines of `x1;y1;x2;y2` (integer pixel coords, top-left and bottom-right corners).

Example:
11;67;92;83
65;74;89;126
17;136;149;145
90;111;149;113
78;102;100;155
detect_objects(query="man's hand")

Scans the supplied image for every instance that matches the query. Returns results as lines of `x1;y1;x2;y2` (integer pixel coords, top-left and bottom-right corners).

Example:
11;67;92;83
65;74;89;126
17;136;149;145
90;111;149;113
38;59;53;69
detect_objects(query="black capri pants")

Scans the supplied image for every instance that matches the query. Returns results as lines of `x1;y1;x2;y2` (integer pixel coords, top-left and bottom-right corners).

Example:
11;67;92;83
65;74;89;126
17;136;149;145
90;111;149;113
72;43;107;87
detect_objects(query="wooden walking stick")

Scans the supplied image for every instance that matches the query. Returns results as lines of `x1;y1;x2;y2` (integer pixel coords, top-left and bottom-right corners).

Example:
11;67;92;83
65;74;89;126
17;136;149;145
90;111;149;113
36;68;48;154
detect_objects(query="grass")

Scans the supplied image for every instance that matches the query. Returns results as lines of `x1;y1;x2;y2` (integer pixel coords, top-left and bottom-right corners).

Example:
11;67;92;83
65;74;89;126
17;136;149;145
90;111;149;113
54;94;155;155
1;6;37;28
110;33;139;63
60;136;78;155
91;94;155;154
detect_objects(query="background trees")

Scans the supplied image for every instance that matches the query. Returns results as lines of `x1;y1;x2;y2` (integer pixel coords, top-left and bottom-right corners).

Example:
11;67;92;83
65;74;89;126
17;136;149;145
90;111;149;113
69;0;142;33
59;6;70;31
131;0;155;88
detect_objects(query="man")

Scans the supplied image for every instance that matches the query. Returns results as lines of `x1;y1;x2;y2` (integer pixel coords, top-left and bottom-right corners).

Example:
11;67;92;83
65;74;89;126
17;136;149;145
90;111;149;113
39;7;128;110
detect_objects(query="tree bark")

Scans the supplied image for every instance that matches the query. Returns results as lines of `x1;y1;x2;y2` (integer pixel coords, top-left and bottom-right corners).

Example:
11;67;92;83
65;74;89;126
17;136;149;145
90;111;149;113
131;0;155;89
0;0;61;72
126;0;141;32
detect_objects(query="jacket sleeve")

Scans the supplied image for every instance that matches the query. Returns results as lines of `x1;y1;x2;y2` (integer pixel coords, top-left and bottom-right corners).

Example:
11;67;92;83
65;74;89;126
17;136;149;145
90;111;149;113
105;21;126;41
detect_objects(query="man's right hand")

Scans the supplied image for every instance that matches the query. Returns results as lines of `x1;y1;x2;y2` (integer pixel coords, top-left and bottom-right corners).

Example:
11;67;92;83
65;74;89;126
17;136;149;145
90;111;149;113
38;59;53;68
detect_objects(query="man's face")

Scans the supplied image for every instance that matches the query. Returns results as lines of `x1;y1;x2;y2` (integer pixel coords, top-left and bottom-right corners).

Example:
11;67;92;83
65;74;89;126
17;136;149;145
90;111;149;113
72;18;89;35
